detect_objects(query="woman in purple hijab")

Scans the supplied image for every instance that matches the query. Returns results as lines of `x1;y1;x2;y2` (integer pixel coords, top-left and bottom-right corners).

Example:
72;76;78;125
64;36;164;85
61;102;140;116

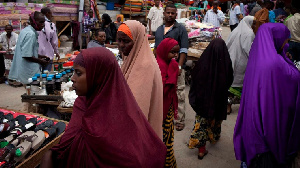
233;23;300;167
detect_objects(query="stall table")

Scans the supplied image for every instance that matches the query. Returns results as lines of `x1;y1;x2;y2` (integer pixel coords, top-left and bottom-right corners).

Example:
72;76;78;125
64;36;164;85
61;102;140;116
56;106;73;121
0;108;68;168
21;94;64;118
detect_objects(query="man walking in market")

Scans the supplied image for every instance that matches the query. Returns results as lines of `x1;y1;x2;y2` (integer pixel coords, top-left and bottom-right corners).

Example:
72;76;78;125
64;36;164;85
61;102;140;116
8;11;49;86
0;25;18;84
229;0;242;31
154;3;189;131
203;0;226;27
38;7;60;71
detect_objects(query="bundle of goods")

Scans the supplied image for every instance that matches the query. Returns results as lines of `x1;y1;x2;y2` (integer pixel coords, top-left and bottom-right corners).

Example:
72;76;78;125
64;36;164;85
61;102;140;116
174;3;186;9
32;0;80;5
188;28;222;42
0;108;66;168
47;3;79;17
185;20;214;29
60;90;77;108
123;0;143;12
189;41;210;50
186;20;222;41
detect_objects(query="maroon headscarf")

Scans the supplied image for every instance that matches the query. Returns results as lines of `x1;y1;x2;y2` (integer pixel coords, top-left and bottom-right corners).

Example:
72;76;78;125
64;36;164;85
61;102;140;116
156;38;179;120
51;47;167;167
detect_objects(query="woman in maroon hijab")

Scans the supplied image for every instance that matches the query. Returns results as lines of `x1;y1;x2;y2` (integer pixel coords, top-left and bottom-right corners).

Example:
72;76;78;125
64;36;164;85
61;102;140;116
156;38;179;168
40;47;167;168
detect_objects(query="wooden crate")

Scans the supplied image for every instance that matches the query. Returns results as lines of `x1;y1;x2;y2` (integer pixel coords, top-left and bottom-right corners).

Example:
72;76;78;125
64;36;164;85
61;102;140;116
0;108;68;168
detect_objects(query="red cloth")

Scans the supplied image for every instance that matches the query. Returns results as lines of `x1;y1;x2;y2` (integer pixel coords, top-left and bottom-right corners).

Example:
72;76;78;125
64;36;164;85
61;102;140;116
51;47;167;167
156;38;179;120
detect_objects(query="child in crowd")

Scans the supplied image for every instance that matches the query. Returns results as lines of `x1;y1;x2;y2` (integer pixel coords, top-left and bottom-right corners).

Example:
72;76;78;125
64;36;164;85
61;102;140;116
156;38;180;168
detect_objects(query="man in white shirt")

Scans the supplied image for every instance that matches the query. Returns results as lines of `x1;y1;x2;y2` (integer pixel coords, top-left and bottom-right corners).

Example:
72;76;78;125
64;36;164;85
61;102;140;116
229;0;242;31
147;0;164;36
0;25;18;83
203;0;225;27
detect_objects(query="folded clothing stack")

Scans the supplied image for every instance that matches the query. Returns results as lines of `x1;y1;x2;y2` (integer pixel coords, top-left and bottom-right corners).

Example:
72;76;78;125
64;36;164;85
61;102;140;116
32;0;80;5
0;109;66;168
123;0;143;12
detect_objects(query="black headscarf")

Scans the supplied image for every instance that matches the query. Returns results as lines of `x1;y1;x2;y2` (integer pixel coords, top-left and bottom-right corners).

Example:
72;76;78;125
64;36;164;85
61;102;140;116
101;13;112;27
101;13;117;42
189;38;233;120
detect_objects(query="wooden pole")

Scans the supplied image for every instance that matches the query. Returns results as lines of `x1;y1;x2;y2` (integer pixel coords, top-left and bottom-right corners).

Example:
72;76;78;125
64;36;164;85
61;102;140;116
58;22;71;37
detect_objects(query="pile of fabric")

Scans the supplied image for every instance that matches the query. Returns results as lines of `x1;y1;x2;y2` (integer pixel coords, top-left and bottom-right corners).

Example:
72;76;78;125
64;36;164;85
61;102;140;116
47;3;79;18
0;3;45;32
123;0;143;12
32;0;79;5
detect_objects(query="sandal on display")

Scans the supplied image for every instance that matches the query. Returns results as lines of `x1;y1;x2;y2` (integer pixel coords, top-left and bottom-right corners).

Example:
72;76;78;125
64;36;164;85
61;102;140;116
31;130;45;152
34;120;54;132
14;135;37;163
3;114;14;123
40;122;66;148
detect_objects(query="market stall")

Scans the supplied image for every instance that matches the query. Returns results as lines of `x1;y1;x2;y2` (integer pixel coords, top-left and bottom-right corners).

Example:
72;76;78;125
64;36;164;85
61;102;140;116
19;51;79;121
20;47;120;121
0;108;67;168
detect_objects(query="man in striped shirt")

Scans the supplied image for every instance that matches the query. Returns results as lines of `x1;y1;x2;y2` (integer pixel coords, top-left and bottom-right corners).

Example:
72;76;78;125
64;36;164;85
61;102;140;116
203;0;225;27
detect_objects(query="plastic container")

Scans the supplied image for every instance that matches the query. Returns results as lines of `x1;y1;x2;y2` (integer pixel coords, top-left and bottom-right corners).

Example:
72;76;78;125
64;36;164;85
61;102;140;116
42;74;47;83
30;77;40;95
107;2;114;10
48;74;55;78
55;75;61;91
61;71;68;82
66;69;73;77
43;70;49;75
46;77;55;95
35;73;41;81
26;78;33;95
63;61;73;68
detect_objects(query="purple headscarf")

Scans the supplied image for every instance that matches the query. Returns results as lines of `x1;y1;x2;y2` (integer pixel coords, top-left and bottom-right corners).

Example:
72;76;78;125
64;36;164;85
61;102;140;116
233;23;300;166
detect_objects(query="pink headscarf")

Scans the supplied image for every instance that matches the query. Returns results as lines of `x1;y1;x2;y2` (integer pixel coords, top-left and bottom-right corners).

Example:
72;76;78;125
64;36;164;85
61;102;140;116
156;38;179;120
119;20;163;140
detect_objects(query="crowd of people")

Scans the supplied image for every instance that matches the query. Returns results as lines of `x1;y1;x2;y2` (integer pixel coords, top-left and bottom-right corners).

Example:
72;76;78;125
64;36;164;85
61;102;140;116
0;0;299;168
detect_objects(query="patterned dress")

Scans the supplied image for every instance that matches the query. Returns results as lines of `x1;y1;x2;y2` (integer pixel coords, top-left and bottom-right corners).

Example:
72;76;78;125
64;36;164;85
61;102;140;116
188;115;222;148
163;104;177;168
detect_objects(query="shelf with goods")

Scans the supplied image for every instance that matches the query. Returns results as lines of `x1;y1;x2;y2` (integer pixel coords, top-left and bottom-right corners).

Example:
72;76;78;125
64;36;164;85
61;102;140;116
121;0;149;20
0;107;68;168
